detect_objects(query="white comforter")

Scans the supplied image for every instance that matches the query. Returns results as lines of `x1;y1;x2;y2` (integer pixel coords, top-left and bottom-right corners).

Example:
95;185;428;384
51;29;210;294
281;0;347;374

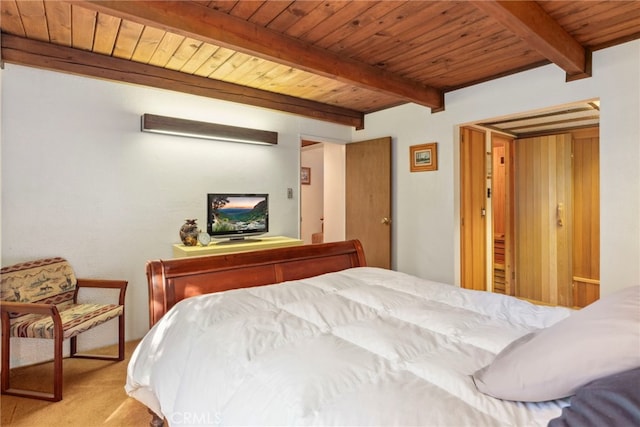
126;267;572;426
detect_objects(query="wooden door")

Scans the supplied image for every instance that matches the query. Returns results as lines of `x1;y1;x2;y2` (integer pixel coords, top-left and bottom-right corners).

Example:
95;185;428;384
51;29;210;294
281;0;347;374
460;127;487;291
346;137;392;269
515;134;573;306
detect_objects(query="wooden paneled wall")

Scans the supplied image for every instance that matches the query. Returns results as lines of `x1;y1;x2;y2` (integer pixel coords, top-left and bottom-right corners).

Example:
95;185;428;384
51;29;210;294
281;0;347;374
492;141;506;237
571;127;600;307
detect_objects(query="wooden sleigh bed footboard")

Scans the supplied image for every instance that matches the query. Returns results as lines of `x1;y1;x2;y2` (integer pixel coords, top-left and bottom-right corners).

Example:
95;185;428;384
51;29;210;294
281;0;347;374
145;239;366;327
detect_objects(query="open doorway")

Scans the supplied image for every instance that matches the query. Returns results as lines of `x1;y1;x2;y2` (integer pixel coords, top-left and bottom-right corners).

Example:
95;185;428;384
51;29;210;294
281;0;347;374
490;134;514;297
460;100;600;307
300;139;346;245
300;141;325;244
300;137;393;269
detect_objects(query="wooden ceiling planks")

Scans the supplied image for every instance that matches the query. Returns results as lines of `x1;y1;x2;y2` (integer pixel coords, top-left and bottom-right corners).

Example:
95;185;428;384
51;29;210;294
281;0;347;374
2;0;639;128
1;1;26;37
471;1;587;78
15;0;48;41
43;1;71;46
312;1;405;53
330;1;429;62
421;32;538;89
266;2;323;35
384;8;497;78
541;1;640;46
71;0;443;109
278;1;347;39
165;36;203;71
93;13;120;55
291;1;376;45
148;32;186;68
178;42;219;75
71;6;96;50
243;0;294;26
220;1;268;21
131;25;166;63
193;46;235;78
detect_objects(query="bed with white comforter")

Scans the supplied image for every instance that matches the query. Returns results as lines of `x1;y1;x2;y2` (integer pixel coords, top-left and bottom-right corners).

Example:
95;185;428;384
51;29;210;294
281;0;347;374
126;267;580;426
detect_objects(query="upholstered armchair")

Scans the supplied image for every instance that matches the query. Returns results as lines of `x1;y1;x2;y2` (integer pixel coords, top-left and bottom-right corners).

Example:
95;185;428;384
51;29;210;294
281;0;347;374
0;257;127;401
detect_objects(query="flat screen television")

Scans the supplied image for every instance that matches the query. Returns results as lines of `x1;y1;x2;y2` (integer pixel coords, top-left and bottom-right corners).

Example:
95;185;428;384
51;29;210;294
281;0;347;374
207;193;268;242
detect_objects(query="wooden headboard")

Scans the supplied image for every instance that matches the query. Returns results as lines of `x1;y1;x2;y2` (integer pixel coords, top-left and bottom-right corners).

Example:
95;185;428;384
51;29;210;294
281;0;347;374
146;239;366;326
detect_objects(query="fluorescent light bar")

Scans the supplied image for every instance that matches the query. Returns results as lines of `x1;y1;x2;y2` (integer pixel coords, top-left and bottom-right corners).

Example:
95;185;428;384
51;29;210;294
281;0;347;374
141;114;278;146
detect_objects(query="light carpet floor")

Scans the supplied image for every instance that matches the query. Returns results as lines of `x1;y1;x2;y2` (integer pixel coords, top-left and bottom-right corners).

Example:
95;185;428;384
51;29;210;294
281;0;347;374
1;340;152;426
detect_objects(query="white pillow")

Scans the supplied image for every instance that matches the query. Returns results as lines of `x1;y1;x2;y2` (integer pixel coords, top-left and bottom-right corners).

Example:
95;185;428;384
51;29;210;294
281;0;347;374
473;286;640;402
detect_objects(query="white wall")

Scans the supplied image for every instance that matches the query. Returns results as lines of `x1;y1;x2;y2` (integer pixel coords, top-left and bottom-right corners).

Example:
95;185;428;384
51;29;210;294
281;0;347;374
300;144;324;244
353;40;640;296
1;64;351;366
322;142;346;243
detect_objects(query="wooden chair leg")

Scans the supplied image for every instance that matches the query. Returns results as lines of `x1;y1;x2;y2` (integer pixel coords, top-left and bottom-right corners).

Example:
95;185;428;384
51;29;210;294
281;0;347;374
2;313;123;401
70;314;125;361
53;331;63;401
1;312;11;395
0;321;62;402
70;335;78;357
118;312;125;361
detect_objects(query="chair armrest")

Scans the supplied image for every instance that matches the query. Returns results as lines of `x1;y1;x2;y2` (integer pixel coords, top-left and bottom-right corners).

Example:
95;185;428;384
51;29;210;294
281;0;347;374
76;279;128;305
0;301;60;317
1;302;63;339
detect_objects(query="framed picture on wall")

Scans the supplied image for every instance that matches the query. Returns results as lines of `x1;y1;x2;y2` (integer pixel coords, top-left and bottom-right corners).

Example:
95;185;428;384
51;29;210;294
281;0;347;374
301;167;311;185
410;142;438;172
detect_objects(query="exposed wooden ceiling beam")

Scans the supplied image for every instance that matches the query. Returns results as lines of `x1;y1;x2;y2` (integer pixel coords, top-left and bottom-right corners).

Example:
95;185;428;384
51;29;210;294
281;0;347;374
471;0;590;80
0;34;364;129
73;0;444;110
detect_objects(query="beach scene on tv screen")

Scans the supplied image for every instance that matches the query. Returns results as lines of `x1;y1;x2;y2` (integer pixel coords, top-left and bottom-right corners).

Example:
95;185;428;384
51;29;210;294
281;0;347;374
210;196;267;232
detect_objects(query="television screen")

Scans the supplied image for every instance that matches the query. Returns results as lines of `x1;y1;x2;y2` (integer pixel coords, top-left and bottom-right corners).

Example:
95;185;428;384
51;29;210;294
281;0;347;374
207;193;269;241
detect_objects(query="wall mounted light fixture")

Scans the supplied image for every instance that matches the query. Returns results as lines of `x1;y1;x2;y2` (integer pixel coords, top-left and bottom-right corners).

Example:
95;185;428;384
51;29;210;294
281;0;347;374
141;114;278;146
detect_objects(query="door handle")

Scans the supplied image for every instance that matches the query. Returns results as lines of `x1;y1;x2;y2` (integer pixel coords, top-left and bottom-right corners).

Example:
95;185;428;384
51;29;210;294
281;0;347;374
557;203;564;226
381;217;391;225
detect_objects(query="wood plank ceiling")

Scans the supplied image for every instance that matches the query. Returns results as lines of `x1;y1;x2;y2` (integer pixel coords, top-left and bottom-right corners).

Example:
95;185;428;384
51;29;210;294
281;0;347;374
476;100;601;138
2;1;639;129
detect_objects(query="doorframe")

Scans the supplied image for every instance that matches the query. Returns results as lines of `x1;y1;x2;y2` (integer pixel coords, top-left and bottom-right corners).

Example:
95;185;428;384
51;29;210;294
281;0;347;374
460;126;516;294
460;126;487;291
